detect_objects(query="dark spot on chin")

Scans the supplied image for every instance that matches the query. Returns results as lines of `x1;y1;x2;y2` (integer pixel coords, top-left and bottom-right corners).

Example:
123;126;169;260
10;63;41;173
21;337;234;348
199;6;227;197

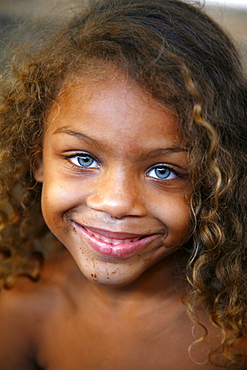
91;273;97;278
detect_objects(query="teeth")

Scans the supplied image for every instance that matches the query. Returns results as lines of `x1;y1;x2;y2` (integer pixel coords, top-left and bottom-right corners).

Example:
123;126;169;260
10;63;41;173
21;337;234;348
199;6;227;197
87;228;141;245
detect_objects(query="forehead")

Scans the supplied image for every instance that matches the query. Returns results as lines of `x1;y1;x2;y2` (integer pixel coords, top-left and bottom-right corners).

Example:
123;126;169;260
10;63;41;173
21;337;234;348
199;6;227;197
46;72;184;149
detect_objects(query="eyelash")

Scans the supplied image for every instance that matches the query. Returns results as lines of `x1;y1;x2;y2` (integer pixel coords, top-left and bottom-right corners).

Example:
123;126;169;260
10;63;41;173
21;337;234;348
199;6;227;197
65;152;100;169
146;165;184;181
64;152;186;181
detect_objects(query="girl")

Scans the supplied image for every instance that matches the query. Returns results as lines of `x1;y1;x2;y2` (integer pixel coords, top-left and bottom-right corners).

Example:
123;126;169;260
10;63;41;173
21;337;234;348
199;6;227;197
0;0;246;368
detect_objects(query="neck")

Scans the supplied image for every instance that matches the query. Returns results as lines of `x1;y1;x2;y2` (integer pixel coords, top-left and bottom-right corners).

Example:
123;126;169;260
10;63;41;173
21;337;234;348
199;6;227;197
83;250;189;309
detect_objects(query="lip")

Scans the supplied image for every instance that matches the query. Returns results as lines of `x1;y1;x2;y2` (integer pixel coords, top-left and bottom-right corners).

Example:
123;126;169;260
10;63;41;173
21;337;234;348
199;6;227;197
72;222;162;258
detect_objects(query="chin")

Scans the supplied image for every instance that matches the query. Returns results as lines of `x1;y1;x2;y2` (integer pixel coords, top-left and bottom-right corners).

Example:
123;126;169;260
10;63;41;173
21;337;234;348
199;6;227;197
80;263;146;288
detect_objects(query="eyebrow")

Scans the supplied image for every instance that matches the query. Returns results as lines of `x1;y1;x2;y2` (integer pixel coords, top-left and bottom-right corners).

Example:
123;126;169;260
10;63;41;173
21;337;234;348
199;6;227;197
53;127;105;151
53;126;188;155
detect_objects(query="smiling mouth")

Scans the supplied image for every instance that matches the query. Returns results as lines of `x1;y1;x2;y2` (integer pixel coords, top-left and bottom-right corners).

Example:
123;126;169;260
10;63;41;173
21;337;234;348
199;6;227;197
84;226;146;245
72;222;162;258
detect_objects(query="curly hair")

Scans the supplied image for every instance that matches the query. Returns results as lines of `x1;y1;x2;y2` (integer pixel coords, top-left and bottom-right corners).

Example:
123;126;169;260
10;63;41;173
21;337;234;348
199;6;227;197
0;0;246;367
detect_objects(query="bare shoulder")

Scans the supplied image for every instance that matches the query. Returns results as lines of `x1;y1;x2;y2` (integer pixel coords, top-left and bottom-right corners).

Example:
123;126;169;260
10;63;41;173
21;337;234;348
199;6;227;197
0;248;80;370
233;337;247;369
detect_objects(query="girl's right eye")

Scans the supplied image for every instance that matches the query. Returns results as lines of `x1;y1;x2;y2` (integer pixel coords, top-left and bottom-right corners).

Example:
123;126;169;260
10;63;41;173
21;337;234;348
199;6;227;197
66;153;100;169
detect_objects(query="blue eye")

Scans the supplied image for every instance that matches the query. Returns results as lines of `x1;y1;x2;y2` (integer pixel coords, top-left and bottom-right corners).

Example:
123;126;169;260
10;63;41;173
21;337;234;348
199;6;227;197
147;166;178;180
68;153;99;168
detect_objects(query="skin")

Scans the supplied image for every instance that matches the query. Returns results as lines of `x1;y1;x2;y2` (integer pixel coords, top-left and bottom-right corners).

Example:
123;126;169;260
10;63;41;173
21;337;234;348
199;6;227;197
0;72;246;369
35;73;191;288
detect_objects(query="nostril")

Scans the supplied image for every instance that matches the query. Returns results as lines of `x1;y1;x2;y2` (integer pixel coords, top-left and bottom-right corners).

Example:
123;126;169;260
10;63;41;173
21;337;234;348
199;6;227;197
110;214;125;220
86;191;147;219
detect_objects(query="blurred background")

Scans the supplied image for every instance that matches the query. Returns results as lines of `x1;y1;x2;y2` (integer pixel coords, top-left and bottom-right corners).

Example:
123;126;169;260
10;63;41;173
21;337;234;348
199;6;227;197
0;0;246;70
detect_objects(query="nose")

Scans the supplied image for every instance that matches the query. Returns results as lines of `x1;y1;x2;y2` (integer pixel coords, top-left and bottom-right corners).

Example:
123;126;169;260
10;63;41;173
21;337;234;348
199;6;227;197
86;168;147;219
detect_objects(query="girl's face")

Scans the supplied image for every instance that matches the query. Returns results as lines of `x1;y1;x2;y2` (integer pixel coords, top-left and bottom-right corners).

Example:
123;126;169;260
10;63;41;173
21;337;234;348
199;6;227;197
35;73;191;287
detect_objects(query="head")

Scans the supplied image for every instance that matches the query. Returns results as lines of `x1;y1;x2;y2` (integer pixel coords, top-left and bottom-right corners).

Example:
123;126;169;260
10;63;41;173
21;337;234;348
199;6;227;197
33;68;192;287
1;0;247;361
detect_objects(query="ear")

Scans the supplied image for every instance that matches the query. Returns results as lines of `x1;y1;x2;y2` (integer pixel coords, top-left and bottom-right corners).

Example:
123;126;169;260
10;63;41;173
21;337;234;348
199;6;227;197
34;155;44;183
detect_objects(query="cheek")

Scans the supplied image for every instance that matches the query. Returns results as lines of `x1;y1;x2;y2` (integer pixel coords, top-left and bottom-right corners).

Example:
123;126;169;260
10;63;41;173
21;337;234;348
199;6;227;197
153;196;191;239
40;177;82;227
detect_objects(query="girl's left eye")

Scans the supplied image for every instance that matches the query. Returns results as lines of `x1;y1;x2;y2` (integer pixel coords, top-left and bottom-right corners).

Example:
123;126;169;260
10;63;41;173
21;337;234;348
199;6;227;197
67;153;100;168
146;165;180;180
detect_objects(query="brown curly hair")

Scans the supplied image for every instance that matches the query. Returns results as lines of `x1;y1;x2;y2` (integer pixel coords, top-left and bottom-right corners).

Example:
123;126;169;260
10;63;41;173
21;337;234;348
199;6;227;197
0;0;247;367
